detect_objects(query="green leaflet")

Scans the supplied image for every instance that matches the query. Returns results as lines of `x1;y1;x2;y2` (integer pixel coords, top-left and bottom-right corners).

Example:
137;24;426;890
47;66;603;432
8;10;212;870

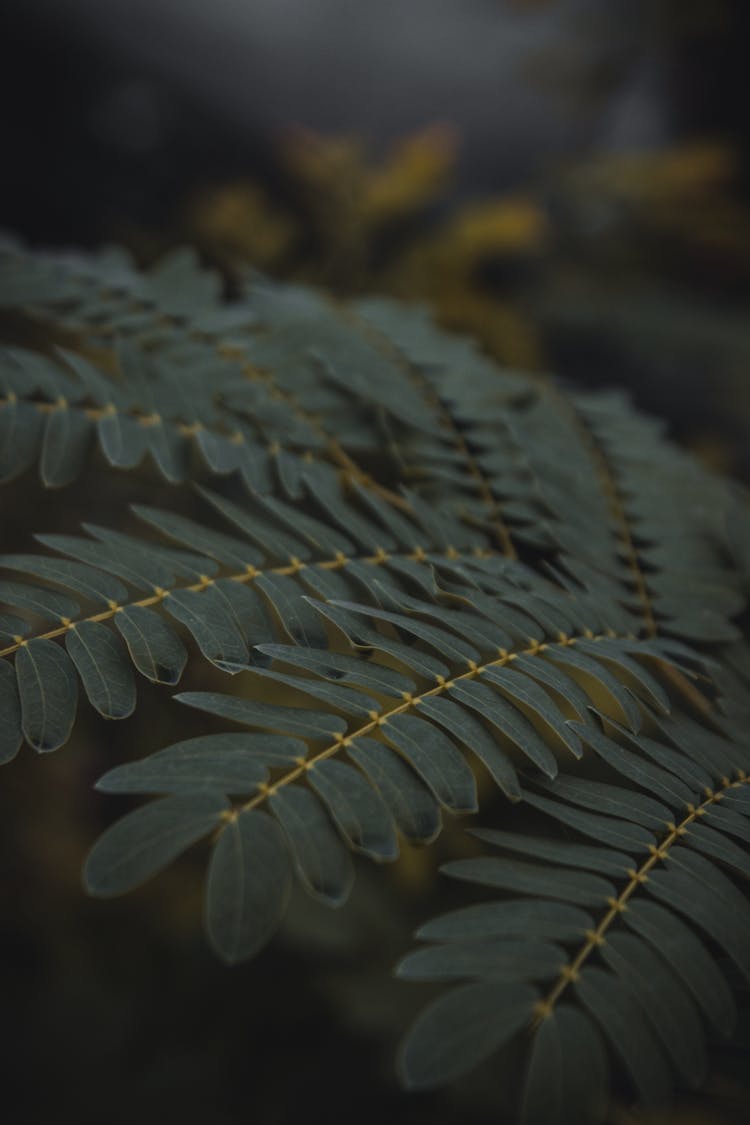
512;652;593;722
255;644;416;698
164;586;249;672
417;900;593;943
416;695;521;800
269;785;354;905
521;788;656;852
448;678;558;778
197;485;310;562
571;723;697;810
398;981;538;1090
205;810;292;964
0;554;127;605
395;938;566;983
470;828;634;876
0;578;79;623
0;657;22;763
683;821;750;877
248;666;378;717
256;573;328;648
308;758;398;861
575;968;673;1108
600;932;707;1087
348;737;441;844
533;774;672;830
622;899;736;1037
520;1005;611;1125
383;712;478;813
94;733;299;794
40;404;93;487
574;638;671;713
114;605;187;684
543;645;642;731
441;857;616;907
16;637;78;751
481;663;583;757
328;597;481;664
0;397;43;481
132;505;264;570
35;532;173;592
309;599;451;679
84;793;228;896
175;691;346;739
0;611;28;641
65;621;136;719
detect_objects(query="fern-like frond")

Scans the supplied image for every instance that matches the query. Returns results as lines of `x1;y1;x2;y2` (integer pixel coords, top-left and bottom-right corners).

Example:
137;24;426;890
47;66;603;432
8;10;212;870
354;298;745;643
396;709;750;1121
80;573;707;964
2;238;750;1121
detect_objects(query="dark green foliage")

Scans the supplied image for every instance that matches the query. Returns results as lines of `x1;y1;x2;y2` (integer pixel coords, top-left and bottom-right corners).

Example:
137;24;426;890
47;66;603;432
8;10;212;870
1;237;750;1123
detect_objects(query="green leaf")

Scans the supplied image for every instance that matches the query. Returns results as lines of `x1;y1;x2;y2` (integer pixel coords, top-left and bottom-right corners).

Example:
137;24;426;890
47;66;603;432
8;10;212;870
417;900;593;943
575;967;673;1108
175;692;345;739
383;713;478;812
65;621;136;719
164;586;249;672
310;599;450;680
256;573;328;648
533;774;672;830
522;789;656;852
682;821;750;878
513;651;593;721
571;723;697;810
249;666;378;717
648;857;750;982
329;598;481;664
95;733;280;794
482;664;583;757
40;405;93;487
442;856;616;907
470;827;634;876
521;1007;609;1125
398;981;537;1089
0;553;127;605
114;605;187;684
448;679;558;778
16;638;78;751
0;657;23;763
84;793;228;896
416;695;521;801
348;737;441;844
0;397;43;481
132;505;264;571
0;578;79;623
623;899;736;1037
396;938;565;982
205;809;291;963
256;643;416;698
575;638;671;713
35;532;173;592
308;758;398;861
269;785;354;905
545;645;642;731
601;932;707;1087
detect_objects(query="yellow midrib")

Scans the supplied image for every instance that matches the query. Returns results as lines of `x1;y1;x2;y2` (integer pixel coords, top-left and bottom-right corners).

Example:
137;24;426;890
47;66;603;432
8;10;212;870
224;629;617;821
0;544;492;658
534;770;750;1023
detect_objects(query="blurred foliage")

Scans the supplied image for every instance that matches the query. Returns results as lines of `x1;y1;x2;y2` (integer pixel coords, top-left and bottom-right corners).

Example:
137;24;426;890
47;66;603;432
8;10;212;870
129;127;750;481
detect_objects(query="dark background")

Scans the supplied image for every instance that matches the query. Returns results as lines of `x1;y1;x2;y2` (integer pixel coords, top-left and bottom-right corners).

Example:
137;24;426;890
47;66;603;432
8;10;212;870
1;3;749;1123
